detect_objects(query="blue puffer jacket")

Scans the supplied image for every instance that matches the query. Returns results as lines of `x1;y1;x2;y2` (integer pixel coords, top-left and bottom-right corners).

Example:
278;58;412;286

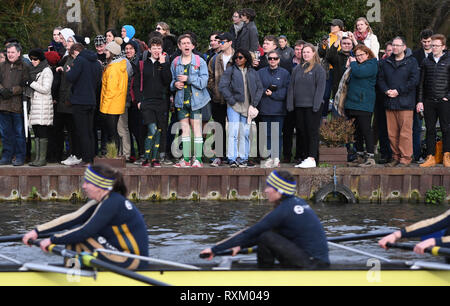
257;66;290;116
344;58;378;113
377;50;420;110
170;55;211;111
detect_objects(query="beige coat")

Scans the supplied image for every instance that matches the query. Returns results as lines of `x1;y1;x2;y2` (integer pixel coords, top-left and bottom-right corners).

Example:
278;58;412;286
29;67;54;126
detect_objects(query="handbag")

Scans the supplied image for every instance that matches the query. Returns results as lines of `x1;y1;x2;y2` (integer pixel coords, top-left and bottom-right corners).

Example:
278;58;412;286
333;67;351;117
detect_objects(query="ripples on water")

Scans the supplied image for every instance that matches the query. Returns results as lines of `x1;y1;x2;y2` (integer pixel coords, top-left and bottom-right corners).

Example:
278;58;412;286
0;201;448;266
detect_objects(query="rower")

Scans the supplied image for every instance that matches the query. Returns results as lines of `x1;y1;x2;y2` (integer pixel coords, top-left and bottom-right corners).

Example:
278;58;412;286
22;164;149;270
378;209;450;261
200;170;330;269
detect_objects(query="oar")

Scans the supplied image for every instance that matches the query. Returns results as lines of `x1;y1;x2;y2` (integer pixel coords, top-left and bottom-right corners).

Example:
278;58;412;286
200;231;396;258
386;242;450;257
0;232;56;243
95;248;200;270
199;247;257;258
29;240;170;286
328;231;395;243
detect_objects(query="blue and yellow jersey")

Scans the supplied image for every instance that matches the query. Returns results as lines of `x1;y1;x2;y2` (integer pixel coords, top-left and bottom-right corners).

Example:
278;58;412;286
401;209;450;247
35;192;149;269
212;196;330;264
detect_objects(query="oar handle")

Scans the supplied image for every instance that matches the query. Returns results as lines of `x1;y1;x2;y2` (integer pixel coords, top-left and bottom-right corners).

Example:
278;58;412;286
386;242;450;256
0;232;55;244
199;247;257;258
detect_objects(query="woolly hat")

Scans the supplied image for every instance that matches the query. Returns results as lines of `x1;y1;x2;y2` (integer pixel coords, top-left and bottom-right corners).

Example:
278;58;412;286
28;48;46;61
73;35;90;46
60;28;75;42
124;39;139;53
94;35;107;47
122;25;136;42
44;51;61;66
105;37;123;56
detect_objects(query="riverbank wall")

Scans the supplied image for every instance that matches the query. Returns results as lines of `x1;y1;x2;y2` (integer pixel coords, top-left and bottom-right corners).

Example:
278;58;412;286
0;165;448;203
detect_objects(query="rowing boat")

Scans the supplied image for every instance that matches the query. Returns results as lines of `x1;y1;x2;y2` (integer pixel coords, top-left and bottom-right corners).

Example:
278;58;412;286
0;258;449;286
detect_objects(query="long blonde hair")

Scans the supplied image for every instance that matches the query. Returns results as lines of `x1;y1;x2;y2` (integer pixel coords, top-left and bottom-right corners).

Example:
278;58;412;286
354;17;373;34
301;43;320;73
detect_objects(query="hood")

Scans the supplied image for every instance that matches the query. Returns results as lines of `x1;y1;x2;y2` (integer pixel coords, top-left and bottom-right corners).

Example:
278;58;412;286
122;25;136;40
109;58;128;72
79;49;99;62
388;47;414;62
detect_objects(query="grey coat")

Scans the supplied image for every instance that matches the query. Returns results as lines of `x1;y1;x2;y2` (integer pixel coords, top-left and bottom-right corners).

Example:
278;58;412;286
218;64;264;108
287;63;326;112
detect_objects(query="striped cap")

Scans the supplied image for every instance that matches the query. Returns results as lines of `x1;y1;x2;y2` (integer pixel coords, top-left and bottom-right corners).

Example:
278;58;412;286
84;166;115;190
266;171;297;195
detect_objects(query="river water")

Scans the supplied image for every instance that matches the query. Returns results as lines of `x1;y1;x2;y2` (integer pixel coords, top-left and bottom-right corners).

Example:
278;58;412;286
0;201;448;266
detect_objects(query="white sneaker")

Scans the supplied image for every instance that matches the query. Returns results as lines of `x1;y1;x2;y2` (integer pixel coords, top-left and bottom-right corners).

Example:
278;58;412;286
61;155;75;165
63;155;82;166
273;158;280;168
295;158;316;168
264;158;274;168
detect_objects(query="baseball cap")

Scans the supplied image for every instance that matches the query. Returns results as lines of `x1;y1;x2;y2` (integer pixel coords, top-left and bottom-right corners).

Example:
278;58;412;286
329;19;344;29
217;32;234;42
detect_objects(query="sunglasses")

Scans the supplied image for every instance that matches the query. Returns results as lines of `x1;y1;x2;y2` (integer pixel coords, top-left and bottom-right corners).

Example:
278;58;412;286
235;56;245;60
268;57;279;61
29;57;40;61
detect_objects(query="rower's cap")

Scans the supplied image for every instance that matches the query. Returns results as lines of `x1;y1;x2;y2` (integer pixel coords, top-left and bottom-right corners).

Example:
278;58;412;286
84;165;115;190
266;170;297;196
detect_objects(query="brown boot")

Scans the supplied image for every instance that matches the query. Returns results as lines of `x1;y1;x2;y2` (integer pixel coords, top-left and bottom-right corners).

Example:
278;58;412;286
420;155;436;168
444;152;450;168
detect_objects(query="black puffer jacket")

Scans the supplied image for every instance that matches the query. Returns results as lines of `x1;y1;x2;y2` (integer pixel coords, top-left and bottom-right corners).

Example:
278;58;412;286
418;51;450;103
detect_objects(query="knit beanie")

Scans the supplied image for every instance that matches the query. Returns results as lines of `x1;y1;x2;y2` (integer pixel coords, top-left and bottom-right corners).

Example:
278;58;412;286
73;35;90;46
28;48;46;61
44;51;61;66
105;37;123;56
122;25;136;42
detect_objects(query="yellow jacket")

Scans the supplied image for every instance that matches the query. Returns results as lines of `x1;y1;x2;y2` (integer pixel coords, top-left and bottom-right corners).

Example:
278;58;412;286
100;59;128;115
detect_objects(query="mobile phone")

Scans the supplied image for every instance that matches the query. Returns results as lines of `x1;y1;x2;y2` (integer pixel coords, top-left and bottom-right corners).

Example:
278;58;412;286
350;50;355;57
268;85;278;92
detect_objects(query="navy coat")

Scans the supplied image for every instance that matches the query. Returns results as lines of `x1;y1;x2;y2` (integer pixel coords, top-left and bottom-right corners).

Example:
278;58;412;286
377;51;420;110
257;66;290;116
66;50;102;106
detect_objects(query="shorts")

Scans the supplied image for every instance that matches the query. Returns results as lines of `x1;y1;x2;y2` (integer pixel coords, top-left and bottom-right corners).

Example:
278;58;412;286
140;102;168;126
176;103;202;121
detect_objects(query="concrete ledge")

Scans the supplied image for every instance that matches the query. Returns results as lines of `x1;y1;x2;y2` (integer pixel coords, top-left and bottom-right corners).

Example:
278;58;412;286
0;164;448;203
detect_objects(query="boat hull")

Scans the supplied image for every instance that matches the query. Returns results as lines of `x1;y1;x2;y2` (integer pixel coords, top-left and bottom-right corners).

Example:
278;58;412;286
0;269;449;286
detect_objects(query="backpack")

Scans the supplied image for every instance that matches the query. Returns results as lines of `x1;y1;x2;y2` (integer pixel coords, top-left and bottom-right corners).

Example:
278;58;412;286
172;54;202;71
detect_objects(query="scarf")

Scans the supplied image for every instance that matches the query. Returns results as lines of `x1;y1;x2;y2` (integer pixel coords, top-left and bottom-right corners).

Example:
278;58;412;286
234;22;244;35
25;59;49;98
29;59;49;82
354;31;369;44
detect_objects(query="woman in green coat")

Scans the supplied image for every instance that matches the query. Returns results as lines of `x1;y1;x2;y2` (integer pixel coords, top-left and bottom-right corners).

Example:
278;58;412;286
344;44;378;167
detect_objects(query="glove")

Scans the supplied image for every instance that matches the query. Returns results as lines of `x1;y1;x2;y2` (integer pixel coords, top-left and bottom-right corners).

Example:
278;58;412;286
0;88;13;99
22;80;31;87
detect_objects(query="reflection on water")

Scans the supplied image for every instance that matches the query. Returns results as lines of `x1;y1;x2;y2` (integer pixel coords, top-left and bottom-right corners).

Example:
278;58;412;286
0;201;448;265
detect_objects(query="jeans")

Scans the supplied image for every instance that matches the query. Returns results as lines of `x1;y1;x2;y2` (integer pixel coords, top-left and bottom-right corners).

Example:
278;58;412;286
260;115;285;159
0;112;26;162
227;106;250;162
